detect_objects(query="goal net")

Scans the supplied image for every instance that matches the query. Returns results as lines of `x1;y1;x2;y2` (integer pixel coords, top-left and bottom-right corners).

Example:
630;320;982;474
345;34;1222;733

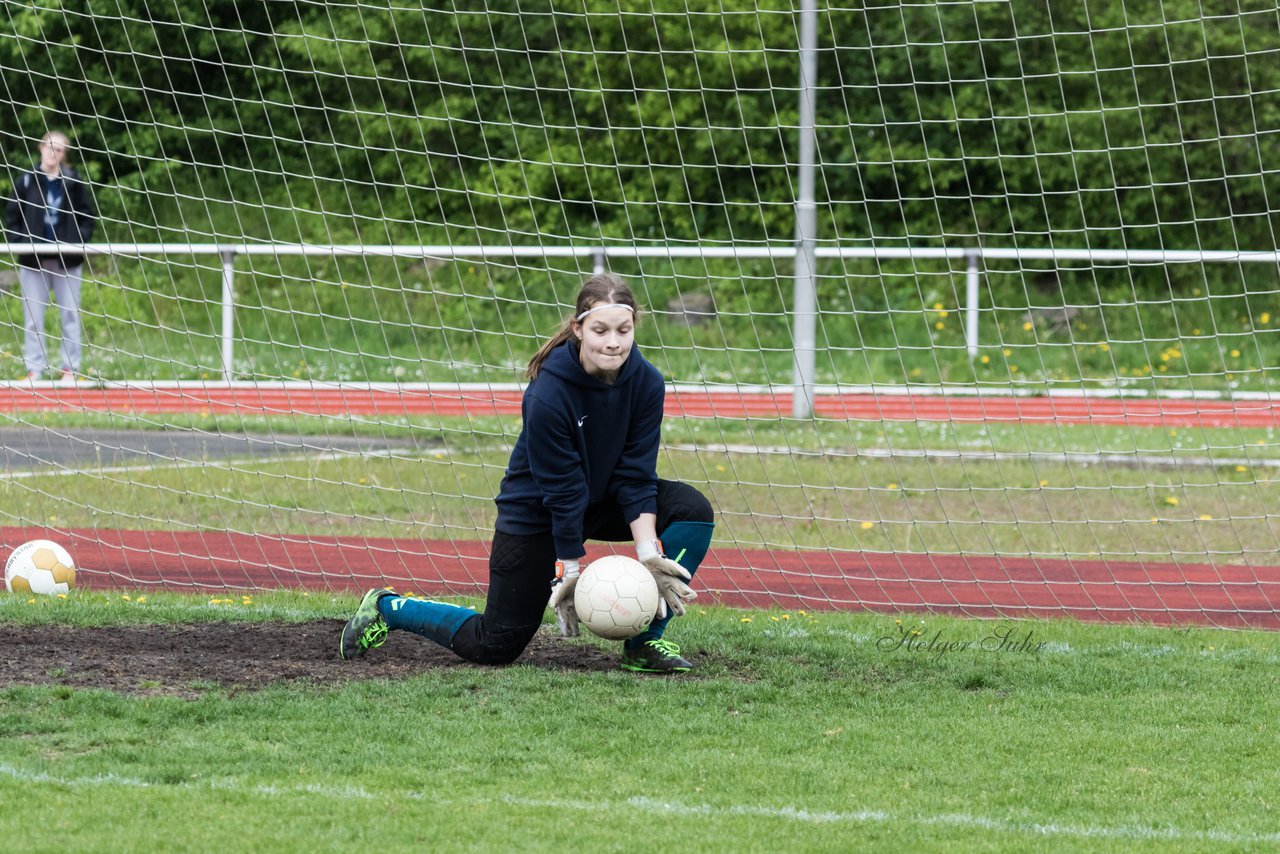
2;1;1279;627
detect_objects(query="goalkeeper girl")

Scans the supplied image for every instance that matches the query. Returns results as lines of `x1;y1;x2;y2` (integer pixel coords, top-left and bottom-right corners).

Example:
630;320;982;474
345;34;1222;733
339;273;715;673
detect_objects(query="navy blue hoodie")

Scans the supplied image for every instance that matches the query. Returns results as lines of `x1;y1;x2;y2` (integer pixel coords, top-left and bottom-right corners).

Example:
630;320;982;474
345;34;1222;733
5;165;96;269
495;338;664;559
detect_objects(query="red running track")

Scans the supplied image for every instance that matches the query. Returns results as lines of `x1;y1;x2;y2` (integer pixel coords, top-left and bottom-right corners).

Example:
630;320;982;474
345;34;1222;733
1;385;1280;426
7;526;1278;630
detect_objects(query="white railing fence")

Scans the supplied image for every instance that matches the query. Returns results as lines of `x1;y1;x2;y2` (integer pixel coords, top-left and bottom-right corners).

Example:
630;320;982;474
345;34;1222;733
5;242;1279;411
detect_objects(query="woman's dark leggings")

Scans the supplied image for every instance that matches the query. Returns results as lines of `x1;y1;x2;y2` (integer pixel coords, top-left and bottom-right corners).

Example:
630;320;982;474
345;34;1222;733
448;479;714;664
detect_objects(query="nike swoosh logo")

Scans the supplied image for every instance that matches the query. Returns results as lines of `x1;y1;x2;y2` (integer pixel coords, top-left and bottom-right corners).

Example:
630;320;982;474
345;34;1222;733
577;415;589;427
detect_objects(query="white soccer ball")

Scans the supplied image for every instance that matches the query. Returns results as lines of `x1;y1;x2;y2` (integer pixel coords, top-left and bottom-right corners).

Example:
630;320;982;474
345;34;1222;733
5;539;77;596
574;554;660;640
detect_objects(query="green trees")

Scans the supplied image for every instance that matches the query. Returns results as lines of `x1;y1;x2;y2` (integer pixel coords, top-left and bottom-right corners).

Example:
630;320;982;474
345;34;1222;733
2;0;1275;251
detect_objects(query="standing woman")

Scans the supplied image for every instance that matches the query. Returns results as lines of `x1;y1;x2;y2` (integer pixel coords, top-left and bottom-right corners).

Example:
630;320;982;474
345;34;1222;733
340;273;715;673
5;130;96;384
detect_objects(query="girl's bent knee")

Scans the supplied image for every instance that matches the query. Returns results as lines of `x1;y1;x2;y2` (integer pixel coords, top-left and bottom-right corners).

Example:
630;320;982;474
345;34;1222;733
660;481;714;525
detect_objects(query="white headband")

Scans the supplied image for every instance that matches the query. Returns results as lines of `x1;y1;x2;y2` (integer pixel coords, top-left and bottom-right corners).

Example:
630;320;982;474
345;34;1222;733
576;303;635;321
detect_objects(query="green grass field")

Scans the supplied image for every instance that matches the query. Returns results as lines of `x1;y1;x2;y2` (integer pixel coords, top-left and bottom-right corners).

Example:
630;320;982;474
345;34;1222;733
1;591;1278;851
2;350;1278;849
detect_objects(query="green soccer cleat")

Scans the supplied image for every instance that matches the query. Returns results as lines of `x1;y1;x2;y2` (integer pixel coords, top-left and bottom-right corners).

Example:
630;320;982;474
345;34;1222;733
621;639;694;674
339;588;395;660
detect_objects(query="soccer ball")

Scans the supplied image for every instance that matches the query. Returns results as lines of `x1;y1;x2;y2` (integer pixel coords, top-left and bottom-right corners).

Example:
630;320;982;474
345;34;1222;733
574;555;659;640
5;539;77;595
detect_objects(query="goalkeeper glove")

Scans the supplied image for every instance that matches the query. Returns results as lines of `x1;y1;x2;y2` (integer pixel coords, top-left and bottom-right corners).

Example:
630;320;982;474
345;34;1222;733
548;559;581;637
636;539;696;619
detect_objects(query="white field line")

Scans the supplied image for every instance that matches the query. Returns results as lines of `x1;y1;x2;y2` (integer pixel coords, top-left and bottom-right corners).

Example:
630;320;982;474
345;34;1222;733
0;439;1267;480
666;442;1280;469
4;436;1274;474
5;379;1280;402
4;437;1271;473
0;764;1272;844
0;448;404;481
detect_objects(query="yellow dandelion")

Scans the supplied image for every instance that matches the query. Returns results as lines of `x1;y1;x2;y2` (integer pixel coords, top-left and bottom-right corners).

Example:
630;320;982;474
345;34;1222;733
935;321;945;330
887;483;899;490
1039;480;1049;487
798;610;808;616
1022;321;1034;331
1236;465;1248;473
57;594;67;599
1150;517;1159;523
1199;514;1214;520
895;618;902;625
980;355;990;364
716;464;727;472
770;616;780;622
1193;328;1201;335
26;598;35;604
740;617;752;623
933;302;943;310
136;597;146;603
1003;348;1012;357
1099;343;1110;351
1163;496;1180;506
1262;313;1271;325
1230;349;1241;358
860;521;875;530
781;614;790;620
121;594;131;601
938;310;950;319
1010;364;1020;373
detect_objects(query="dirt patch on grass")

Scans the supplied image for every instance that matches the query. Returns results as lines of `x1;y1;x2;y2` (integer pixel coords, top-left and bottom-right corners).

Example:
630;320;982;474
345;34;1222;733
0;620;627;697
